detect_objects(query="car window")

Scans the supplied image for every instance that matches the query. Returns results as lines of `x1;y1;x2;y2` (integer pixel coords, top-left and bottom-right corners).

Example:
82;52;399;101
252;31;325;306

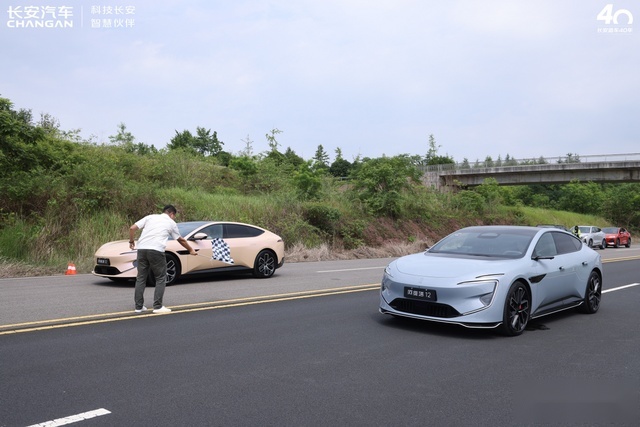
552;232;581;254
198;224;223;239
533;233;557;257
223;224;264;238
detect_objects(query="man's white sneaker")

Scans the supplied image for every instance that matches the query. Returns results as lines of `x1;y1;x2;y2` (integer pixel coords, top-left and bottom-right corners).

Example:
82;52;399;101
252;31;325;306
135;306;148;313
153;306;171;314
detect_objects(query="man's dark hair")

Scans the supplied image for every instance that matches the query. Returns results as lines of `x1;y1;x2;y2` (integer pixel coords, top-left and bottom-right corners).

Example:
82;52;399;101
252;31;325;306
163;205;177;215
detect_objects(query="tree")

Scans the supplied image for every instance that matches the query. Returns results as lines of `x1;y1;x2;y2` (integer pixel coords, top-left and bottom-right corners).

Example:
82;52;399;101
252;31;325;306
0;97;46;175
263;128;285;164
168;129;195;153
109;122;135;147
240;135;254;157
108;123;157;155
557;180;604;214
265;128;282;152
424;134;454;165
559;153;581;164
283;147;305;168
293;161;323;200
350;155;422;217
167;127;224;156
312;144;330;171
194;127;223;156
328;147;351;177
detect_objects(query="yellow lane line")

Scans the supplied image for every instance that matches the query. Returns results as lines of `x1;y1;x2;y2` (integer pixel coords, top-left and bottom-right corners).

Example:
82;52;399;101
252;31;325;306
0;284;380;336
602;255;640;263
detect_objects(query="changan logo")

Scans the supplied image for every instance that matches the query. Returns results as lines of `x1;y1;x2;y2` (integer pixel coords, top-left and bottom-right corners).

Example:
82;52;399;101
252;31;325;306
6;5;74;28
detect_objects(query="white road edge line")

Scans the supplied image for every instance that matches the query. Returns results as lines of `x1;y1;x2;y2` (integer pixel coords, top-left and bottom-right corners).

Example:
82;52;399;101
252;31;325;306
26;408;111;427
602;283;640;294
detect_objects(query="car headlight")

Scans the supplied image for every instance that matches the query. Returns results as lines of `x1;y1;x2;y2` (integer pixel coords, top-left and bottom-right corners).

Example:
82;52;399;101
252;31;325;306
457;280;498;309
381;264;396;292
384;264;394;278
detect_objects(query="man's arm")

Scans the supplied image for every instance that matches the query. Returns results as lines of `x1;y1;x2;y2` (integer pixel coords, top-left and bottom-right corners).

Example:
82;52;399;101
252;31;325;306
178;236;197;256
129;224;139;249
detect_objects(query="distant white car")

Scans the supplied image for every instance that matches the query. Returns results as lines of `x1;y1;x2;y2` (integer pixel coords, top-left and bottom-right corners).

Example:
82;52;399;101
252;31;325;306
577;226;606;249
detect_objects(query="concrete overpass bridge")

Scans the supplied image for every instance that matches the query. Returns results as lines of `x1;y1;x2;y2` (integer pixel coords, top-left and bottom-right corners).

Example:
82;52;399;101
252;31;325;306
421;153;640;190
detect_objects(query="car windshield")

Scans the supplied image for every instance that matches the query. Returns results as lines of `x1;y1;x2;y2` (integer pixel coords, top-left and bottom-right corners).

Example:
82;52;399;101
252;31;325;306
428;228;537;258
578;226;592;233
602;227;618;234
176;221;211;238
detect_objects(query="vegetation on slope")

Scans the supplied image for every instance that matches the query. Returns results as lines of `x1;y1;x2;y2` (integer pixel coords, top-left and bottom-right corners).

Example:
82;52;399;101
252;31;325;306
1;96;638;276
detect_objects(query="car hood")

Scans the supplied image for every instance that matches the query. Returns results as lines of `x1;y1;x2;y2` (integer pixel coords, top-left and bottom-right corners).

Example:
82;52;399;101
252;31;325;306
96;240;132;254
393;252;510;279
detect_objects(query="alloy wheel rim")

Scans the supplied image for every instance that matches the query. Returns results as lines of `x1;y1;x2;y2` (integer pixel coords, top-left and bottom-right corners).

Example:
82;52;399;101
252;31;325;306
588;275;601;310
508;286;530;332
259;254;275;276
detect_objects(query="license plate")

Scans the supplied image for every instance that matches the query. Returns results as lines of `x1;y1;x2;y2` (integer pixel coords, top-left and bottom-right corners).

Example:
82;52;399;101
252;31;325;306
404;287;437;301
97;258;110;266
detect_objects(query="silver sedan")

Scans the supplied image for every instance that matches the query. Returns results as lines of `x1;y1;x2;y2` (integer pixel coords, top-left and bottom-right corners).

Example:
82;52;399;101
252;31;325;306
379;226;602;336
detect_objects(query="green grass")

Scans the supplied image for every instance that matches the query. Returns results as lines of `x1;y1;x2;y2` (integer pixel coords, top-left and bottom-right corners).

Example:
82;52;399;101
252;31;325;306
517;206;611;229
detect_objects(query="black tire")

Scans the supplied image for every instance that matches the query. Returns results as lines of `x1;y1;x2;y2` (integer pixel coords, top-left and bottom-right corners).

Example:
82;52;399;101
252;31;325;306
614;239;619;248
253;250;277;278
600;239;605;250
625;238;631;248
579;270;601;314
500;282;531;336
146;253;181;286
165;253;180;285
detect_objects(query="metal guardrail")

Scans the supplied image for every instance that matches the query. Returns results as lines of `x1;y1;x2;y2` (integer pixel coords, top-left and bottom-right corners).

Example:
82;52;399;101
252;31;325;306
420;153;640;173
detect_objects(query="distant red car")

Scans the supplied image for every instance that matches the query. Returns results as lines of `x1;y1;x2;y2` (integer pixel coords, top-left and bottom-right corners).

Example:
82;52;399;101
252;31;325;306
602;227;631;248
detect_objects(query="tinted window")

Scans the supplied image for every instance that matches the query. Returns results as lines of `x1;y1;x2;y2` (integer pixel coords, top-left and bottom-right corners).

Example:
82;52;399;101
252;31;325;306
552;232;582;254
224;224;264;238
533;233;557;257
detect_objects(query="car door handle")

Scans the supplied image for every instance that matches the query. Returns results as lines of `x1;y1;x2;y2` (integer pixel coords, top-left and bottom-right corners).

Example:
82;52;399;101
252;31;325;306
582;261;588;266
559;266;565;271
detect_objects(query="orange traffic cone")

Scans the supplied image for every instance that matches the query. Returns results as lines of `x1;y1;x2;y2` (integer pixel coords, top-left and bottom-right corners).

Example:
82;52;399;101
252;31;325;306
65;262;77;275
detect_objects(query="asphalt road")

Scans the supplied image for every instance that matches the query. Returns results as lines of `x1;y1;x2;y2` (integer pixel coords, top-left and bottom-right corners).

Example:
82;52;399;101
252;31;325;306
1;249;639;426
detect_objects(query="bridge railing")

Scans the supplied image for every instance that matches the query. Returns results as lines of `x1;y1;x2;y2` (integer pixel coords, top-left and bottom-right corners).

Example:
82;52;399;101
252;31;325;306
419;153;640;173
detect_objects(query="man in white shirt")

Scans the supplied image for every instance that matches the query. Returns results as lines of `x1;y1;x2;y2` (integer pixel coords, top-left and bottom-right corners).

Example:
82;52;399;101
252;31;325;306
129;205;196;313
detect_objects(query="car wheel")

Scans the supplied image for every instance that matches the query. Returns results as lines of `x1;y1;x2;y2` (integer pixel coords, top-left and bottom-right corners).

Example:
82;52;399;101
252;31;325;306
614;239;619;248
625;238;631;248
579;271;601;314
253;250;277;278
500;282;530;336
148;253;181;286
165;253;181;285
600;239;605;250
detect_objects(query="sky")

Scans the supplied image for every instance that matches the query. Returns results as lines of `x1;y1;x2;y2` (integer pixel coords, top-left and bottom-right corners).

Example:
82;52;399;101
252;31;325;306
2;0;639;164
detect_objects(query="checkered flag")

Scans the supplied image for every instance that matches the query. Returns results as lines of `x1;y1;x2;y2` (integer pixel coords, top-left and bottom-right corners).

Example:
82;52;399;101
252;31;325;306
211;238;234;264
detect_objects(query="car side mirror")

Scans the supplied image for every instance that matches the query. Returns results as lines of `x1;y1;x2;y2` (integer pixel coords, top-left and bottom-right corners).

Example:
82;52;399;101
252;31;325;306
191;232;208;241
